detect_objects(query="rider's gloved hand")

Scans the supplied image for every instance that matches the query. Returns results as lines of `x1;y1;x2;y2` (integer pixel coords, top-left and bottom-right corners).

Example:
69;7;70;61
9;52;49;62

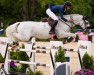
68;19;74;23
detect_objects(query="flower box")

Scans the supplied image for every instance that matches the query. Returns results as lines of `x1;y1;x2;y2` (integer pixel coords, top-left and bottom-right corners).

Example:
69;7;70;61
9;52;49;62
79;34;88;41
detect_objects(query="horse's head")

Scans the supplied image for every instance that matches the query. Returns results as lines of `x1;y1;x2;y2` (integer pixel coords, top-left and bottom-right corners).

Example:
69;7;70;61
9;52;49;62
79;16;90;29
71;14;90;29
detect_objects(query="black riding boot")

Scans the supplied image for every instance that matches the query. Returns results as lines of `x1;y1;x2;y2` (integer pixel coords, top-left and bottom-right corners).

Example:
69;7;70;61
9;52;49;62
49;20;58;34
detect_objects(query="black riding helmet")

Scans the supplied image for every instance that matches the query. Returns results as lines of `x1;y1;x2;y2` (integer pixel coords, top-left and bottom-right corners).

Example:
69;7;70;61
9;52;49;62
64;1;72;7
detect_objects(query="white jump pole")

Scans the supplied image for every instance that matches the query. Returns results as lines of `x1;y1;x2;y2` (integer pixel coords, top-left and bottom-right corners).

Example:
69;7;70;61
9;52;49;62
50;41;64;75
77;40;91;70
17;49;50;53
4;44;10;74
8;59;50;67
30;37;36;72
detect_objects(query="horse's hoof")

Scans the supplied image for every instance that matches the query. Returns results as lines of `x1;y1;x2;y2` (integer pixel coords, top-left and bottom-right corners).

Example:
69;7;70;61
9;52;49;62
75;35;79;42
63;38;68;44
67;37;74;42
63;41;68;44
13;41;19;46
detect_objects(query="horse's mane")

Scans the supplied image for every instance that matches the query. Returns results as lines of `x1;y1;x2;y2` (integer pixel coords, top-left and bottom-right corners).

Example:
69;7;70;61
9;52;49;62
63;14;81;17
62;14;83;20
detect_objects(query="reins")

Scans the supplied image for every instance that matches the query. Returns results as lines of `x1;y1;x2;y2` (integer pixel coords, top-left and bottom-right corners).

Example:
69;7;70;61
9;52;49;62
59;15;88;31
59;15;76;29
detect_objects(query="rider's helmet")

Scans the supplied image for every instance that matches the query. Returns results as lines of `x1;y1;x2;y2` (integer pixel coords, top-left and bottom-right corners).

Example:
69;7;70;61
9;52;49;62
64;1;73;11
64;1;72;7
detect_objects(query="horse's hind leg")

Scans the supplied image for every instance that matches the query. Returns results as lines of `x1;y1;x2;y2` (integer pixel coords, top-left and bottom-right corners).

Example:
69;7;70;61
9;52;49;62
6;31;16;42
13;32;30;41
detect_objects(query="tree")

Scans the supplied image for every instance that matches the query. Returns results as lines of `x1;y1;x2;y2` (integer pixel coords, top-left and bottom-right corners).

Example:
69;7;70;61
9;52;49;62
89;0;94;27
55;46;66;63
22;0;37;20
0;0;23;25
82;52;94;70
0;0;93;28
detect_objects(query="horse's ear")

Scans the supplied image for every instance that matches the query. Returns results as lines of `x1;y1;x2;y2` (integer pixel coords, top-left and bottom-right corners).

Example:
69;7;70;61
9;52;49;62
82;16;89;20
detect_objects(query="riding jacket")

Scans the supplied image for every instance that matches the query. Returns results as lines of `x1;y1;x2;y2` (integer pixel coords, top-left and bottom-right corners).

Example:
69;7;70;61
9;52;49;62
49;4;67;22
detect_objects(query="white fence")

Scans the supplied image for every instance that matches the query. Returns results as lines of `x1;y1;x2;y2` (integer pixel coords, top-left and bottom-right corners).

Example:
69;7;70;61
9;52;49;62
0;37;92;75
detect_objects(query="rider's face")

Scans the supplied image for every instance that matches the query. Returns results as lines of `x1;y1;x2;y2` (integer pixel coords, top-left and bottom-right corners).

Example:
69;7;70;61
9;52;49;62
66;6;72;11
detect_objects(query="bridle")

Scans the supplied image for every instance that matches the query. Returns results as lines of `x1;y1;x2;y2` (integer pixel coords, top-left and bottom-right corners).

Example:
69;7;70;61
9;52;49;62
59;15;89;31
80;16;88;31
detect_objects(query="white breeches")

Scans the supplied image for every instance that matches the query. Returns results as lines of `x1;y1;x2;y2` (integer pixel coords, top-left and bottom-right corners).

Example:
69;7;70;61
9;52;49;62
46;8;58;20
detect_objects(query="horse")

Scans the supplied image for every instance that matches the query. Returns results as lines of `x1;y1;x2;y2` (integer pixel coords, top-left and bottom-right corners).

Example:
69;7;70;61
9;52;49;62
6;14;90;42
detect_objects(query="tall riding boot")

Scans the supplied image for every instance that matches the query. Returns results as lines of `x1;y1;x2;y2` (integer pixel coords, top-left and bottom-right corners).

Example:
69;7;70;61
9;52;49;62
49;20;58;34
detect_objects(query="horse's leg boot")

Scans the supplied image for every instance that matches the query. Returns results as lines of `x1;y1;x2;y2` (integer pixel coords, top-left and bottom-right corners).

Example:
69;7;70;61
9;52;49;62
67;37;74;42
50;34;55;40
49;20;58;34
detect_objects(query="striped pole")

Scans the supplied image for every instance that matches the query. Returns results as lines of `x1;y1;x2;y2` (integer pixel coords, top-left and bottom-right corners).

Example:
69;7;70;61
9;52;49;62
8;59;50;67
63;48;78;52
9;48;50;54
33;46;50;50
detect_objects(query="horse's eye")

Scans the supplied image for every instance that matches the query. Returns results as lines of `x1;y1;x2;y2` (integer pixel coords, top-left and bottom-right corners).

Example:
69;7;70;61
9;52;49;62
86;22;89;24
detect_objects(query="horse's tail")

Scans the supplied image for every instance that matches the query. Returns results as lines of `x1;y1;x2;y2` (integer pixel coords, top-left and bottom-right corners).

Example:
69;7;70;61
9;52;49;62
6;22;20;41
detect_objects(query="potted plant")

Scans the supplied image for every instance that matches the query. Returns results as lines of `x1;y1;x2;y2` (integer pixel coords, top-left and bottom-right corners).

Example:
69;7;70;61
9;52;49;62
55;46;66;63
82;52;94;71
74;52;94;75
10;43;44;75
54;46;66;68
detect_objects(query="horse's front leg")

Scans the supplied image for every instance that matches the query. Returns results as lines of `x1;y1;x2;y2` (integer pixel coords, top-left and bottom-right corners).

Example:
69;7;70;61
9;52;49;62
58;31;76;38
58;31;76;43
65;32;76;38
64;32;77;42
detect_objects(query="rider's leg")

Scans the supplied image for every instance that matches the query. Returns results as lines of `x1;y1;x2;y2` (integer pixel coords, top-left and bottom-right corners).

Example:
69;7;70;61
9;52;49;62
46;8;58;34
49;20;58;34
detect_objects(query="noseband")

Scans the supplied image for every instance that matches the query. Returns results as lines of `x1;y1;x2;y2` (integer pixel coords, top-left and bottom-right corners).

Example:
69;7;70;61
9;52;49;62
80;17;88;31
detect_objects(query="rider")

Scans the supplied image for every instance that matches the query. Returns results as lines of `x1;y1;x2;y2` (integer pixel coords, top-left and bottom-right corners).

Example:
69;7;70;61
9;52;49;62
46;1;73;35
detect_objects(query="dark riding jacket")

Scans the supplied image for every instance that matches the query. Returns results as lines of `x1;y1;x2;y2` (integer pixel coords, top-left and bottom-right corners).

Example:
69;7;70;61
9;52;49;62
49;4;67;22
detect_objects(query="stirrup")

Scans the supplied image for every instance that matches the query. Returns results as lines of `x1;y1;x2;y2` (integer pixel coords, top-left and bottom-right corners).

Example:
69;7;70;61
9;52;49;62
49;32;54;34
49;30;55;34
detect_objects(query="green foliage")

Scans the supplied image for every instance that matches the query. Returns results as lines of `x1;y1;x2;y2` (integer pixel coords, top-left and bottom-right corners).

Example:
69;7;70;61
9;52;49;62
0;32;6;37
0;0;94;30
35;71;43;75
90;0;94;27
27;68;34;75
82;52;94;71
10;50;29;73
0;43;43;74
10;51;19;60
17;44;29;73
10;66;19;72
27;68;43;75
22;43;25;49
90;0;94;16
0;0;23;25
0;54;4;63
55;46;66;62
10;44;29;73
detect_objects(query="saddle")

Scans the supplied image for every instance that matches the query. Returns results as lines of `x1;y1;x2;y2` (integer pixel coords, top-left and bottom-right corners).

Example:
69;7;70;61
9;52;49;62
41;17;54;26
